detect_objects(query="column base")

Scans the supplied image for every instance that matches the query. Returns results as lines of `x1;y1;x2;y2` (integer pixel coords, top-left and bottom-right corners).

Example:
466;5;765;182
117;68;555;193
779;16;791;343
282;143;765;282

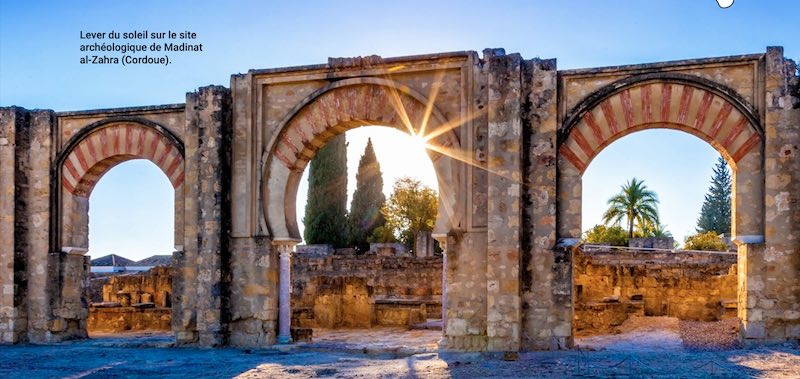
277;335;293;344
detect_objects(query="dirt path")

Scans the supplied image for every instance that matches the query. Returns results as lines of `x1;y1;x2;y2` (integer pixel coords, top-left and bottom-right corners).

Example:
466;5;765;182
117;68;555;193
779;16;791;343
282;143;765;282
576;316;683;352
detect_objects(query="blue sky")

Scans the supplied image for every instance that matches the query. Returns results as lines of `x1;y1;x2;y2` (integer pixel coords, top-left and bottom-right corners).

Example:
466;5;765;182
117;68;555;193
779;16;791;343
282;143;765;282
1;1;797;260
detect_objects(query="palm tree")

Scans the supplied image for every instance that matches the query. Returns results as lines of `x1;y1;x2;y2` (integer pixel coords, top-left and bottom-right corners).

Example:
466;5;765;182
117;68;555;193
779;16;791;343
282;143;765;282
603;178;660;239
638;223;672;238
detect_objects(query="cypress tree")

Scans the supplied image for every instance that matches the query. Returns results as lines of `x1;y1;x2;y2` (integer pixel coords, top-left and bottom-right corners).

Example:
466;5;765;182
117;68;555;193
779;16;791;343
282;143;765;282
696;156;732;235
303;134;348;247
347;138;386;252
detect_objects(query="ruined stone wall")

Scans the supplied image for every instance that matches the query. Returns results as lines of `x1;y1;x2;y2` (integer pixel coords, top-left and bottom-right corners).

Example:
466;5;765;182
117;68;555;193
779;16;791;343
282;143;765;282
88;308;171;332
87;267;173;332
573;248;737;335
91;267;173;307
291;254;442;329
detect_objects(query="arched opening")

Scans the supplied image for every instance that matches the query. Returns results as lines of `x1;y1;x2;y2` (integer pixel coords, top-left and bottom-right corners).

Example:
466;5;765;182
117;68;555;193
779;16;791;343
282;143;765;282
86;160;175;341
573;129;740;351
291;126;443;350
557;77;764;352
56;121;185;343
260;80;465;350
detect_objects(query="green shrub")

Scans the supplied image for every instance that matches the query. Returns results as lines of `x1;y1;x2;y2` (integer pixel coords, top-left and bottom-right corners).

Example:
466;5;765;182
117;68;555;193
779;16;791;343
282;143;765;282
582;225;629;246
684;231;728;251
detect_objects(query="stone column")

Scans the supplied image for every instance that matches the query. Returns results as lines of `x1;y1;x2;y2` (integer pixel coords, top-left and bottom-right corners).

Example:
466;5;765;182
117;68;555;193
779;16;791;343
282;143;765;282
433;235;447;333
276;242;295;344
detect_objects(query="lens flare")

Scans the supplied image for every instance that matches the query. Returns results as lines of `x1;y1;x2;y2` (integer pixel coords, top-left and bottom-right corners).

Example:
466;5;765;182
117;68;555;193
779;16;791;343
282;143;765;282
380;69;521;185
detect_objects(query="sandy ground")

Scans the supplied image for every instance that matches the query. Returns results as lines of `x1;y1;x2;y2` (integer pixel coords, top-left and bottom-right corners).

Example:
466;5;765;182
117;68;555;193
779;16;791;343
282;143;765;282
2;323;800;378
299;326;442;355
576;316;684;352
575;316;742;352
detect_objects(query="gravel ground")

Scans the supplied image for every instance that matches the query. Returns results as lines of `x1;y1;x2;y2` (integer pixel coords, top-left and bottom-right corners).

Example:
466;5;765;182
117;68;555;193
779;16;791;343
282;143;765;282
575;316;683;352
2;342;800;378
680;318;741;350
2;322;798;378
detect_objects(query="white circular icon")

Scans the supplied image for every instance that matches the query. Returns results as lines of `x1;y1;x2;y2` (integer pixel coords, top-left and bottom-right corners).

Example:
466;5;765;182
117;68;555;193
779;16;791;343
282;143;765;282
716;0;734;8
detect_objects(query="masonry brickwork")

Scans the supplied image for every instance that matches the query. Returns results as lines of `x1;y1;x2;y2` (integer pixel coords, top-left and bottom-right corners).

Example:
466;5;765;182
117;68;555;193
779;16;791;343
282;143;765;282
291;253;442;329
1;47;798;351
573;248;738;335
87;267;173;332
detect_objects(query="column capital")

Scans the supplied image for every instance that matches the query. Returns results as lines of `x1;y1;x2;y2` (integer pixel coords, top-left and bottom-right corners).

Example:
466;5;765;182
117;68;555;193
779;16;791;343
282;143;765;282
272;239;300;248
273;240;298;258
61;246;88;255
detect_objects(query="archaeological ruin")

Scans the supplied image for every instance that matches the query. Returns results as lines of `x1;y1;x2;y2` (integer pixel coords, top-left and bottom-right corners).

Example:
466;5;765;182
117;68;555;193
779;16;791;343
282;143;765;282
1;46;798;352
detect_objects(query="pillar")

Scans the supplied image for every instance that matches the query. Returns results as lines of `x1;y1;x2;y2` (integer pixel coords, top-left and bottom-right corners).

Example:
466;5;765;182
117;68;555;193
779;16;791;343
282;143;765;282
0;107;24;343
740;46;800;343
485;48;523;351
276;242;295;344
522;57;572;350
178;85;232;346
433;234;448;334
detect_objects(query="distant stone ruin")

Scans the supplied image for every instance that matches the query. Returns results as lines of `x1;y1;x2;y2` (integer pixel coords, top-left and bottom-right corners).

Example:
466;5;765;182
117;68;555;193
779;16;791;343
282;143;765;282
573;247;737;336
88;266;173;332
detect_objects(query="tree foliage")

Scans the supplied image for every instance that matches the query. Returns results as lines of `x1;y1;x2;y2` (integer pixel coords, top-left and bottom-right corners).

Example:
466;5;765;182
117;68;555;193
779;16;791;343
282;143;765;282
582;224;629;246
380;177;438;247
636;223;673;239
602;178;660;239
696;156;732;235
684;231;729;251
303;134;348;247
347;138;386;252
368;225;397;244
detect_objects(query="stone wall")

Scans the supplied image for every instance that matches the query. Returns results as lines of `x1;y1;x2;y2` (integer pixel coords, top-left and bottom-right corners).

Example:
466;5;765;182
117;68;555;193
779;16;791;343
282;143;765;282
87;267;173;332
291;253;442;329
88;308;171;332
91;267;173;307
573;248;738;335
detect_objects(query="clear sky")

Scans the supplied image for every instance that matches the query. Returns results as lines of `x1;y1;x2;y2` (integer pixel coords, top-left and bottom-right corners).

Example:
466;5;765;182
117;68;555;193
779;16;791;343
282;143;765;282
1;1;797;260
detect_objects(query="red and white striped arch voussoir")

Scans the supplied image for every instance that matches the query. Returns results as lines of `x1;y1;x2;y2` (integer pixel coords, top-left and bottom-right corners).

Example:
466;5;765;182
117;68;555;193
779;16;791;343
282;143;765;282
560;82;760;173
61;123;184;196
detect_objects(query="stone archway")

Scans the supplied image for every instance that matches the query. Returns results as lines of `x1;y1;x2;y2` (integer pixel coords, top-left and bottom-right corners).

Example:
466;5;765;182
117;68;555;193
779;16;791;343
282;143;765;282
48;118;185;340
58;119;185;253
557;75;764;244
557;74;767;347
260;78;465;343
262;78;463;242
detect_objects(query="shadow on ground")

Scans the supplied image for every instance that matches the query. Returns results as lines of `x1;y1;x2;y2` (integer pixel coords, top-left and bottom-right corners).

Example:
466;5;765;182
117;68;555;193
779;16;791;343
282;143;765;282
1;331;798;378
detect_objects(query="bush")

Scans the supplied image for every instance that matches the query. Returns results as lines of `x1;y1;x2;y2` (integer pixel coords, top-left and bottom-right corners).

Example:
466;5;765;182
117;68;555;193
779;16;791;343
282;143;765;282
582;225;629;246
684;231;728;251
368;225;397;244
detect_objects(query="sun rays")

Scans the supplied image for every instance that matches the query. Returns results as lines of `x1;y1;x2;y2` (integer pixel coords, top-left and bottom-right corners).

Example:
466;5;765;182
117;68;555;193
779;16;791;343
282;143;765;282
379;67;518;184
